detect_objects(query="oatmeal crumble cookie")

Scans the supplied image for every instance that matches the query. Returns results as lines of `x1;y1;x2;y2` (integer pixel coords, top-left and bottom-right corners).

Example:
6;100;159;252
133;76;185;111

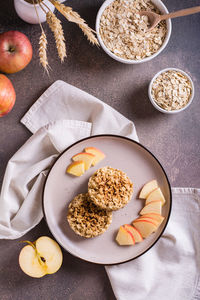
67;193;112;238
88;166;133;211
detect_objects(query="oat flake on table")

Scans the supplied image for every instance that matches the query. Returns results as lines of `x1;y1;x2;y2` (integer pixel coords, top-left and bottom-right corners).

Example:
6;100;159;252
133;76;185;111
99;0;167;60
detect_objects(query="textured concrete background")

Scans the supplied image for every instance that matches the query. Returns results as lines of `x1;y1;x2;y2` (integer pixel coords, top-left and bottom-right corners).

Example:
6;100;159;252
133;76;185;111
0;0;200;299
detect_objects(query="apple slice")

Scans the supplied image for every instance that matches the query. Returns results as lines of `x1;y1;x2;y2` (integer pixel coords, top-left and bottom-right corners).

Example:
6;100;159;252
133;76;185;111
116;226;135;246
72;152;95;170
146;187;166;205
124;224;143;243
66;161;85;176
140;200;162;215
139;179;158;199
19;236;63;278
135;216;159;227
140;213;164;226
132;220;158;238
85;147;105;166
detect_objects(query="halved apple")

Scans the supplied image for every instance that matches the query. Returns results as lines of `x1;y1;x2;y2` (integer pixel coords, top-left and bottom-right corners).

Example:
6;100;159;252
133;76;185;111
124;224;143;243
116;226;135;246
140;213;164;226
145;187;166;205
72;152;95;170
140;200;162;215
132;219;158;238
84;147;105;166
19;236;63;278
66;161;85;176
139;179;158;199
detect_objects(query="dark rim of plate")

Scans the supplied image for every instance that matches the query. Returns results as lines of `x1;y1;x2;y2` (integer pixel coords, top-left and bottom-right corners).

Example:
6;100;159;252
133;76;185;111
42;134;172;266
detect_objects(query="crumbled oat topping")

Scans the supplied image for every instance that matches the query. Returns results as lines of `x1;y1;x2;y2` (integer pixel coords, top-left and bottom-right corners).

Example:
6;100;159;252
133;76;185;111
67;193;112;238
99;0;167;60
88;166;133;211
151;70;193;111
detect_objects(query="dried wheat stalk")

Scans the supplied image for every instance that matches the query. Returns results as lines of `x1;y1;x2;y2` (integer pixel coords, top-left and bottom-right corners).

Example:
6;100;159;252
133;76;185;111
33;0;50;72
48;0;99;46
39;30;49;72
46;11;67;62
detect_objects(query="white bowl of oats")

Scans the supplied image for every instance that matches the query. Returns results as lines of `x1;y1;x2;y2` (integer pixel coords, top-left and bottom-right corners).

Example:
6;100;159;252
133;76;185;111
96;0;172;64
148;68;194;113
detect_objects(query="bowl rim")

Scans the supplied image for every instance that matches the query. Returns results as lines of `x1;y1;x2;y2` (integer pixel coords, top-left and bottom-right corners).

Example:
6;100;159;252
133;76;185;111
96;0;172;64
148;67;195;114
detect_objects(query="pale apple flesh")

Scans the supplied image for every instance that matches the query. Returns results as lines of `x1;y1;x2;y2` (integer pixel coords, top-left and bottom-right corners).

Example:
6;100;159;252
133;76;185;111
19;237;63;278
35;236;63;274
66;161;85;176
84;147;106;166
116;226;135;245
134;216;159;227
19;244;47;278
0;74;16;117
140;213;164;225
139;179;158;199
140;200;162;215
145;187;166;206
133;220;158;238
72;152;95;170
124;224;143;243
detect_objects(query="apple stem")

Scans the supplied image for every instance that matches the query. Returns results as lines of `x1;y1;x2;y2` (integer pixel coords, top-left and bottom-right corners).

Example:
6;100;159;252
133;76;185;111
8;46;15;53
20;240;36;249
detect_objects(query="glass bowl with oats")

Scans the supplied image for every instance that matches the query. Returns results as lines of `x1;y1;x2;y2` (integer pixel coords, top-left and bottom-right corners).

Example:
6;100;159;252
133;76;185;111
148;68;194;114
96;0;171;64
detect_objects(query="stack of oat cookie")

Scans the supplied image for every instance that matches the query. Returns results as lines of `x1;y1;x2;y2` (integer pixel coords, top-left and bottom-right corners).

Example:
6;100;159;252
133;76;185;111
67;166;133;238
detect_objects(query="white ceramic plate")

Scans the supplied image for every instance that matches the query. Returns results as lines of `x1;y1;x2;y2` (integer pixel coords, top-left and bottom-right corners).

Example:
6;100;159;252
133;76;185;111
43;135;172;265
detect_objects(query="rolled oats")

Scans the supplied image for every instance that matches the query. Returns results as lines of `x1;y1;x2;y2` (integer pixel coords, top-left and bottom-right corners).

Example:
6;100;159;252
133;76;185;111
151;70;193;111
99;0;167;60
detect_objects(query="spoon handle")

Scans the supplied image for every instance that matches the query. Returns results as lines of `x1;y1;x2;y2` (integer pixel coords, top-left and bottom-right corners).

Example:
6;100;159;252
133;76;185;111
160;6;200;21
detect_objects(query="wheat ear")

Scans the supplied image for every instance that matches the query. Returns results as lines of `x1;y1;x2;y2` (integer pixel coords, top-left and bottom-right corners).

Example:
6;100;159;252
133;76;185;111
39;30;49;72
33;0;50;72
48;0;99;46
46;11;67;62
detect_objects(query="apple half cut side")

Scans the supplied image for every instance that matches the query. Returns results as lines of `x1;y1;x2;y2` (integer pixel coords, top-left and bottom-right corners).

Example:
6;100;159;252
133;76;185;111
116;226;135;246
72;152;95;170
84;147;106;166
19;236;63;278
66;161;85;176
124;224;143;243
140;200;162;215
139;179;158;199
132;220;158;238
145;187;166;206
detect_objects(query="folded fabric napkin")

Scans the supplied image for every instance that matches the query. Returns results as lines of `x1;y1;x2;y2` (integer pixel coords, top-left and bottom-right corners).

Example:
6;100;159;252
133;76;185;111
0;80;199;299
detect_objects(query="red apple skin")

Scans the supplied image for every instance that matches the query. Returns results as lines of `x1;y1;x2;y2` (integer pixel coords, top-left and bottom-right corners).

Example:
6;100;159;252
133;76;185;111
0;31;33;74
0;74;16;117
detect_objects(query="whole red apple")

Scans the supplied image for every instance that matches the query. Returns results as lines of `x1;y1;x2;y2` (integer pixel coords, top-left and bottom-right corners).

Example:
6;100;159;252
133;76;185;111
0;74;16;117
0;31;33;74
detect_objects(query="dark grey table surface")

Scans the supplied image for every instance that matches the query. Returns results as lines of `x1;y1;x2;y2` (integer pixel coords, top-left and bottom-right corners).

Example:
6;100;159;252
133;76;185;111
0;0;200;299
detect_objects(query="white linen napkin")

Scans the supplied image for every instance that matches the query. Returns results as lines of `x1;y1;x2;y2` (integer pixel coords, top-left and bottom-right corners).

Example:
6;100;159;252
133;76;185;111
0;80;138;239
106;188;200;300
0;80;199;299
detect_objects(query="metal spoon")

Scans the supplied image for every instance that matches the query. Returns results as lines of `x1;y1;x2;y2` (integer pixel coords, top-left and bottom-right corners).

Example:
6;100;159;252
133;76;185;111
139;6;200;31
